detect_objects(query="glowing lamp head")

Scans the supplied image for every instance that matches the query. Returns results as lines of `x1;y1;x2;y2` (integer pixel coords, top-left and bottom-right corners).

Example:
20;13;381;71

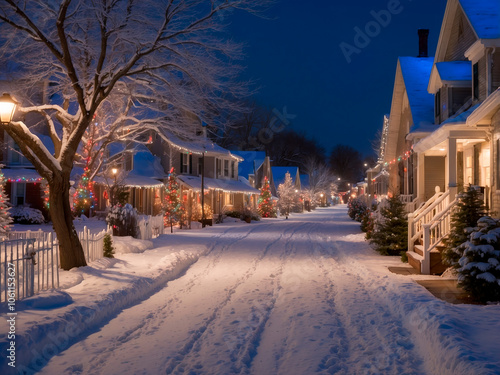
320;193;324;198
0;93;18;125
111;167;118;176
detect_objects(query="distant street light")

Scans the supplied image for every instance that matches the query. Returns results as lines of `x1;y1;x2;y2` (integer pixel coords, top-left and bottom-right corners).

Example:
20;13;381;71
0;93;18;124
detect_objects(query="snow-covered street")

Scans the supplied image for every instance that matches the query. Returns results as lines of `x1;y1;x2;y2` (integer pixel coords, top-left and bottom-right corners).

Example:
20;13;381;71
28;206;500;374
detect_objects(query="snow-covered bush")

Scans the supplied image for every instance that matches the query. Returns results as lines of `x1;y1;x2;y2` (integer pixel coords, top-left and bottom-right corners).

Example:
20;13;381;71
347;197;368;222
11;206;45;224
106;204;139;238
241;206;260;222
456;216;500;303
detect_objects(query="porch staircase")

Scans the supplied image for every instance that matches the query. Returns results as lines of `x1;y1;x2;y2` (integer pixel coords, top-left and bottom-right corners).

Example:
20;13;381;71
407;187;457;275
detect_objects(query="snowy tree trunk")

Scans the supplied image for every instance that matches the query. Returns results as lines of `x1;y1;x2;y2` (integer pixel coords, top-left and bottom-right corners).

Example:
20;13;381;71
50;172;87;270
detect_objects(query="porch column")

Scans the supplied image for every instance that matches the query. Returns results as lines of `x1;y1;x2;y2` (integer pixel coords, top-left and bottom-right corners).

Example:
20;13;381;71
417;152;425;203
448;138;458;198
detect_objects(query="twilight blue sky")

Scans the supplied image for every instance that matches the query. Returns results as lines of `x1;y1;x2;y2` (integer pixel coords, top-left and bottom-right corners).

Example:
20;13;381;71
228;0;447;156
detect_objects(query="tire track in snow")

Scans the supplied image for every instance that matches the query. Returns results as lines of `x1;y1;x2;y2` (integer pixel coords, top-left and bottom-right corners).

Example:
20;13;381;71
311;230;425;374
164;221;312;375
50;225;264;375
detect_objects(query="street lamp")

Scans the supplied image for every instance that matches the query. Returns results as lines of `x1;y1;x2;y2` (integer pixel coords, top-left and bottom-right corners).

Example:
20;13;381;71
0;93;18;124
111;167;118;184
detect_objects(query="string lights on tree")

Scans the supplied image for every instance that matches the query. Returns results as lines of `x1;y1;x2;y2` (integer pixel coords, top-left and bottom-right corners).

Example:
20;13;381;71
163;167;186;233
0;167;13;240
258;176;275;218
73;132;96;216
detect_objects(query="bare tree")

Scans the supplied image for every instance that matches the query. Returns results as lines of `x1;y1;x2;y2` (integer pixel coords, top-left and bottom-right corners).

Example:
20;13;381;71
329;144;363;190
0;0;266;270
304;157;336;194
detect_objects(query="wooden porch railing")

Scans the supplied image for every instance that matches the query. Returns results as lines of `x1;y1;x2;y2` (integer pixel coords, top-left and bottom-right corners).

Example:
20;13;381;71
407;186;457;274
400;194;420;213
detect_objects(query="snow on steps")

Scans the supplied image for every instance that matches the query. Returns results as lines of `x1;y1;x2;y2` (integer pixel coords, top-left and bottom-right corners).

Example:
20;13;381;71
0;251;200;373
407;244;447;275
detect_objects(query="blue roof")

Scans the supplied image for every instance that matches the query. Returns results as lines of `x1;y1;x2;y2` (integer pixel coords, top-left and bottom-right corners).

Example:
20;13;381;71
230;151;266;178
436;61;471;81
441;102;482;125
460;0;500;39
271;166;299;187
399;56;435;133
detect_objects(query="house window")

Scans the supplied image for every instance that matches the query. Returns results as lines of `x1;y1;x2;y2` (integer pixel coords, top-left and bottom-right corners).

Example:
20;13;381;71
231;161;235;178
198;158;203;176
473;63;479;100
216;158;221;177
224;160;229;177
435;89;441;118
181;153;189;174
12;183;25;206
465;153;473;185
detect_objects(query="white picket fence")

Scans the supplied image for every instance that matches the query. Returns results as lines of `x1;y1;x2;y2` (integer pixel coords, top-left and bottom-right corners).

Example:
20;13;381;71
137;214;165;240
78;227;113;263
1;235;59;303
2;227;111;303
1;215;165;303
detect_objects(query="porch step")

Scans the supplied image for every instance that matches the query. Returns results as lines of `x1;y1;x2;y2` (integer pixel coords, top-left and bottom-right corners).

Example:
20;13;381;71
406;249;447;275
407;251;422;274
414;244;424;257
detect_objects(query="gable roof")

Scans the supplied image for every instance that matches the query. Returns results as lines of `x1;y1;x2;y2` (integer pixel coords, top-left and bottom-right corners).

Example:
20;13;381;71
230;151;266;178
398;57;435;132
435;61;472;81
158;130;241;161
459;0;500;39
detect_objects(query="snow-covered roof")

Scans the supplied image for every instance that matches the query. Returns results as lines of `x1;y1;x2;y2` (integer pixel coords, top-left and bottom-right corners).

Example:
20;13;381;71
271;167;299;187
398;57;435;133
373;169;389;180
441;102;482;125
435;61;472;81
159;130;241;161
230;151;266;178
177;175;259;194
121;174;164;188
459;0;500;39
131;144;167;179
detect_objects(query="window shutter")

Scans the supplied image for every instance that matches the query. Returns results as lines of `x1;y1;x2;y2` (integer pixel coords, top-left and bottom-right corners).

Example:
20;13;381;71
180;153;183;174
189;154;193;174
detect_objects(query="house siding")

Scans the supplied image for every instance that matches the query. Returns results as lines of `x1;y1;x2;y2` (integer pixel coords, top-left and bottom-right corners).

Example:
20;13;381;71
424;156;445;200
492;51;500;93
478;55;488;101
444;7;477;62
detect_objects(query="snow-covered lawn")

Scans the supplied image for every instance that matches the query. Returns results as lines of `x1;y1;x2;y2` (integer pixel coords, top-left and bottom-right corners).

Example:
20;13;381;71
1;206;499;374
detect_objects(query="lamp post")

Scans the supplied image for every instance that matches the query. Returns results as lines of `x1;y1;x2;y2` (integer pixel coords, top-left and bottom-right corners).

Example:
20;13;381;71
111;167;118;206
0;93;18;124
111;167;118;184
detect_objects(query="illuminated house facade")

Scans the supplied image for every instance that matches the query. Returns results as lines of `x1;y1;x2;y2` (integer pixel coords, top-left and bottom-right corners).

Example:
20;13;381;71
379;0;500;274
